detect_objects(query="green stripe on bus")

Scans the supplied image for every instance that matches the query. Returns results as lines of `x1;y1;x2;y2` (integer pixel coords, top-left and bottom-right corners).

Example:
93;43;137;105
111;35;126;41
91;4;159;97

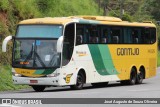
34;70;44;74
88;45;110;75
88;44;119;75
98;45;119;75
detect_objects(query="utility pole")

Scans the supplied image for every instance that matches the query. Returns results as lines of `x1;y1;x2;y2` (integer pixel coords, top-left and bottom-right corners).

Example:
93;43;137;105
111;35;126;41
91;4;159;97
120;0;124;19
103;0;109;16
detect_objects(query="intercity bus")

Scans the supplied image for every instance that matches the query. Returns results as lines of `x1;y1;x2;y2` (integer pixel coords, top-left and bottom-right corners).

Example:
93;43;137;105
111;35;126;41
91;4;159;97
2;16;157;92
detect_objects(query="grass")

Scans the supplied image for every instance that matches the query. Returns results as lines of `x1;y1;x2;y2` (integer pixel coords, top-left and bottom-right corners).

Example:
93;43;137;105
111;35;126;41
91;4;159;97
0;65;29;91
158;51;160;67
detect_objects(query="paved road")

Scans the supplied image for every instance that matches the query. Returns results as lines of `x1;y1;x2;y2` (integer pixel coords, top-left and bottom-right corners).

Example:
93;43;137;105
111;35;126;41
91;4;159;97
0;67;160;107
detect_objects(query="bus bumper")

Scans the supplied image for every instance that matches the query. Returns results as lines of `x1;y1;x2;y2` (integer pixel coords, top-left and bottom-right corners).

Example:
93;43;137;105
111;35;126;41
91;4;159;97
12;76;60;86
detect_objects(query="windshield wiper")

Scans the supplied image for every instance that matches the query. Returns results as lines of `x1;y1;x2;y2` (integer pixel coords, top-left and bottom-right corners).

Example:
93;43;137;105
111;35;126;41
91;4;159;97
23;41;46;68
34;50;46;68
23;43;34;63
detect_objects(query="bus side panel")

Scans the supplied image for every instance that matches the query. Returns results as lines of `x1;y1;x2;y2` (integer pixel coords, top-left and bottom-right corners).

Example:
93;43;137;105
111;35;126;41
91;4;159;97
60;43;157;86
108;44;157;80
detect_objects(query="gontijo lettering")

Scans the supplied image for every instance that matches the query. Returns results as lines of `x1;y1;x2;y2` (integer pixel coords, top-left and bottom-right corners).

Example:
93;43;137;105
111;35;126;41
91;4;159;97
117;48;139;56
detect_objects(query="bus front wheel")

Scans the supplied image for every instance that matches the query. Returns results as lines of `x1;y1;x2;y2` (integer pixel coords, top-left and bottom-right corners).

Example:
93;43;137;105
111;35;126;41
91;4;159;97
31;85;46;92
70;72;85;90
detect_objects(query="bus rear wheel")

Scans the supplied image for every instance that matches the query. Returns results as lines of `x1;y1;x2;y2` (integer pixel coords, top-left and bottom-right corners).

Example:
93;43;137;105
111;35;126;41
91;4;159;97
31;85;46;92
121;68;137;85
70;72;85;90
128;68;137;85
136;71;144;84
91;82;108;88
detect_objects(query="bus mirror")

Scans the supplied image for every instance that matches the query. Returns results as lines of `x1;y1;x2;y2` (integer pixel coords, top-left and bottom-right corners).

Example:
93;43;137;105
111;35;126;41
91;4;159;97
57;36;63;53
2;35;13;52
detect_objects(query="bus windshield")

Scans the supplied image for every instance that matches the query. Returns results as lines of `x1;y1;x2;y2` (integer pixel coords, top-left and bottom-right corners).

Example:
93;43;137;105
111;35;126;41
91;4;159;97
16;25;63;38
13;39;61;69
12;25;63;69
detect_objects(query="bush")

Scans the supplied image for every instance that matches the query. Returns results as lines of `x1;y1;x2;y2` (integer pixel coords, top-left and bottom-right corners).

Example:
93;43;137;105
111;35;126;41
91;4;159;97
122;13;132;22
0;0;9;11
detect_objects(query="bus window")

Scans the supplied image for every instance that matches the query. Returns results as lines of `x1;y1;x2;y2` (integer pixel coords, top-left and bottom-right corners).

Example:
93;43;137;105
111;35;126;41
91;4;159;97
110;27;122;44
89;25;99;44
62;23;75;66
102;28;108;44
142;28;156;44
150;28;156;44
124;27;132;43
76;25;84;45
131;29;139;44
76;35;83;45
141;28;150;44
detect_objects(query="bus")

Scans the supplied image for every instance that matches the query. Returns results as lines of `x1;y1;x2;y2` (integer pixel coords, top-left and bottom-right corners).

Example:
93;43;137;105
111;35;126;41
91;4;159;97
2;16;157;92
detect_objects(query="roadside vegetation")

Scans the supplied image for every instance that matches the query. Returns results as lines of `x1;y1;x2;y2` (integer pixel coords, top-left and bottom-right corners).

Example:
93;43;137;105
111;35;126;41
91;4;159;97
0;65;29;91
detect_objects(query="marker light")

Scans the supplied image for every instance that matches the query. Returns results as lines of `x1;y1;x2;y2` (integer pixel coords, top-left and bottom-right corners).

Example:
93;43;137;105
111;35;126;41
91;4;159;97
47;73;60;77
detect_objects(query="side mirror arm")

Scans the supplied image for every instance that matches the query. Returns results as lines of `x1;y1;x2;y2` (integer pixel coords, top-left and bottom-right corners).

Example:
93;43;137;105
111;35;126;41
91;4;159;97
57;36;63;53
2;36;13;52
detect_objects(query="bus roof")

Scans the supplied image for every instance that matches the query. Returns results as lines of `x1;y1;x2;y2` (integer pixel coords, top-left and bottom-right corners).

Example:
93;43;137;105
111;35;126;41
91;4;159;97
19;16;156;27
19;17;74;25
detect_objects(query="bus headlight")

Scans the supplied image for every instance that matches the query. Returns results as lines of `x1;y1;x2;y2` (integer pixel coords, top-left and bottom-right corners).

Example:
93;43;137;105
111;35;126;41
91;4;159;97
12;68;22;77
12;72;22;77
47;73;60;77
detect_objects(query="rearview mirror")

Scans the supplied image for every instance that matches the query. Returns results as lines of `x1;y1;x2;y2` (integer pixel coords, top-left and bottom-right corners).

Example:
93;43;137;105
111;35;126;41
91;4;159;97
57;36;63;53
2;35;13;52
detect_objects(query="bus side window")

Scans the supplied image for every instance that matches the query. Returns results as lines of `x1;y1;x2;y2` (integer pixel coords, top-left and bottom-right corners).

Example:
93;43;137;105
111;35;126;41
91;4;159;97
111;27;121;44
150;28;156;44
76;35;83;45
89;25;99;44
131;29;139;44
124;28;132;43
113;36;119;44
139;27;156;44
140;28;150;44
76;27;84;45
101;29;108;43
90;36;99;43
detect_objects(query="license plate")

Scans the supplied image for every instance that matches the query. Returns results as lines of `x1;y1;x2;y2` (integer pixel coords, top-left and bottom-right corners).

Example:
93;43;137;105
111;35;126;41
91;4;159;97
30;80;38;83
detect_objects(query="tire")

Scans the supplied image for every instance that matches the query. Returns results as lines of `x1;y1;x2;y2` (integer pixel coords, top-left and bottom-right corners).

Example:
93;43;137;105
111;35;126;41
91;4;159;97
31;85;46;92
91;82;108;88
121;68;137;85
70;72;85;90
128;68;137;85
136;71;144;84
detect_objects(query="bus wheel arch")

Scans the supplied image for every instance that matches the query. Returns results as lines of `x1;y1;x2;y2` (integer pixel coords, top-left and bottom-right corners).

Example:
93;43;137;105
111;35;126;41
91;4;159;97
70;68;86;90
139;65;145;79
78;69;86;83
136;65;145;84
121;66;137;85
129;66;137;85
